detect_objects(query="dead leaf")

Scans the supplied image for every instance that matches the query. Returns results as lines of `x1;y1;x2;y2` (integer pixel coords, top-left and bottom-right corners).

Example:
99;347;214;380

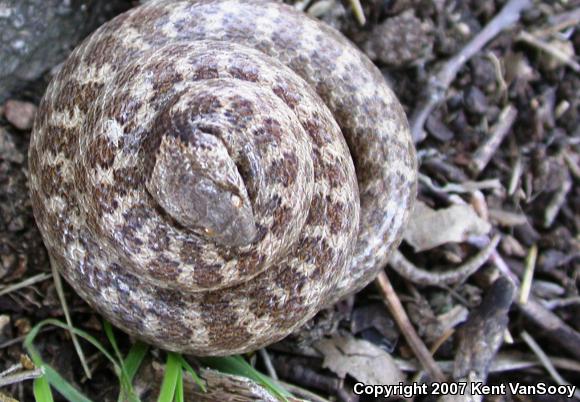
404;201;491;252
314;335;405;385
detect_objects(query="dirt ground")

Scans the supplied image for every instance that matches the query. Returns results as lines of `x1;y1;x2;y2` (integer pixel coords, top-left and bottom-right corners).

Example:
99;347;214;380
0;0;578;401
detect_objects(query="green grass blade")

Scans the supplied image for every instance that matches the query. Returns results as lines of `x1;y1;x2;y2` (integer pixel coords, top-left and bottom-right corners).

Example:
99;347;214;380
124;341;149;381
157;353;181;402
41;364;93;402
176;355;205;392
103;321;124;367
24;319;119;372
26;327;93;402
174;366;184;402
33;375;54;402
24;318;141;402
201;356;291;401
102;321;141;402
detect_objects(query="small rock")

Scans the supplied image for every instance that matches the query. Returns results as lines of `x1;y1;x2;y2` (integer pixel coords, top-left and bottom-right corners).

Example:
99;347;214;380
500;235;526;258
426;115;454;141
0;127;24;163
7;216;25;232
0;315;11;342
0;0;131;101
14;318;31;336
486;105;501;122
450;109;471;139
514;222;541;247
470;56;497;92
464;86;488;116
307;0;335;18
0;253;16;280
0;315;10;332
3;100;37;130
538;249;573;271
363;9;433;67
447;93;463;110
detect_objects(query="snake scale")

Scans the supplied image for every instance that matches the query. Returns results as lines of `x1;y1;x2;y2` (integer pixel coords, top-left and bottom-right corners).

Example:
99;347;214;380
28;0;417;355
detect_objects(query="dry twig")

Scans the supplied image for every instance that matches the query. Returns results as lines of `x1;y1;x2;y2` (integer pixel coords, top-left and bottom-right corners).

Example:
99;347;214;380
375;271;446;382
0;273;52;298
50;259;92;379
544;175;572;228
507;156;523;196
521;331;580;399
419;174;502;194
517;31;580;72
518;244;537;304
442;277;514;402
0;367;44;388
537;8;580;37
469;105;518;175
395;352;580;374
517;299;580;361
259;349;279;381
453;278;514;380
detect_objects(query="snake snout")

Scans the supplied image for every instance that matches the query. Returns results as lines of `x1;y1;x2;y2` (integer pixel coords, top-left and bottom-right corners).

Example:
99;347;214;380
146;127;257;248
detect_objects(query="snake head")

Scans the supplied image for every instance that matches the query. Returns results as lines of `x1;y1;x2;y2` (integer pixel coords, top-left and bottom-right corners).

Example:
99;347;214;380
146;129;257;248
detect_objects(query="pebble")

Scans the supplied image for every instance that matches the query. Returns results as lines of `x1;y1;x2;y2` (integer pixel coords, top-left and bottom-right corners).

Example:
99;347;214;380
363;9;433;67
426;115;454;141
464;87;488;116
0;0;131;101
3;99;37;130
0;127;24;163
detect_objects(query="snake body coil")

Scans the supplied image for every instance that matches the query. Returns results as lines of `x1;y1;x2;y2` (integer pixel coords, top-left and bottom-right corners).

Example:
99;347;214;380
28;0;417;355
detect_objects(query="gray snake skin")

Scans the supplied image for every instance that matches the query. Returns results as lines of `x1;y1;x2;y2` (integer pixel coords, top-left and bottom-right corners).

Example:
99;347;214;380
28;0;417;355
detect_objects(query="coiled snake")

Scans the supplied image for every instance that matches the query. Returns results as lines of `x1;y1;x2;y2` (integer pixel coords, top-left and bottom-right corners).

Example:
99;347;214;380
28;0;417;355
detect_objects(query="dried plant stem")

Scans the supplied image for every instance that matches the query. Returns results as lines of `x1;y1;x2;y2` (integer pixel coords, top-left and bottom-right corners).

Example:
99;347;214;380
544;176;572;227
469;105;517;175
375;271;446;382
50;259;92;379
395;353;580;374
259;349;278;381
537;8;580;37
508;156;523;196
518;244;537;304
517;299;580;361
521;331;580;399
517;31;580;72
347;0;365;25
0;272;52;298
0;367;44;387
